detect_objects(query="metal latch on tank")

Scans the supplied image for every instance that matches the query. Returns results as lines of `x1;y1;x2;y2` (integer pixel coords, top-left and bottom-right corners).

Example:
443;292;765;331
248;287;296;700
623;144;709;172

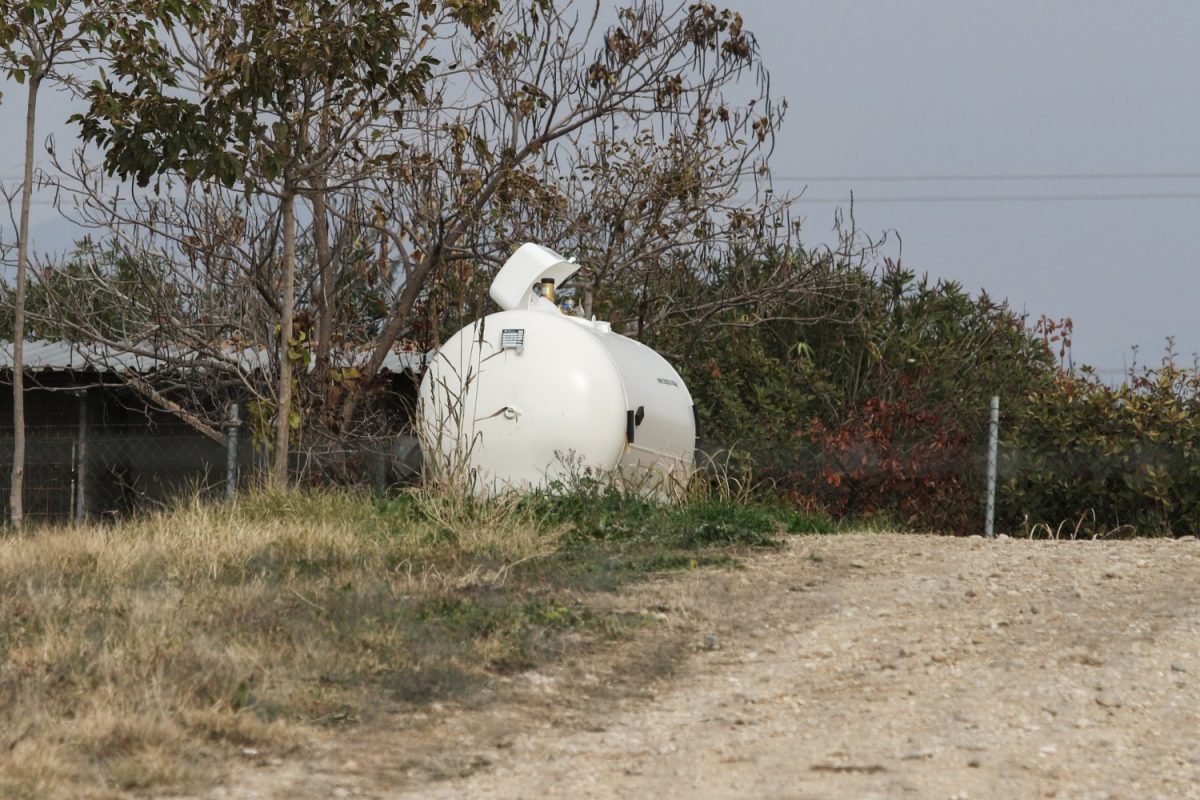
625;405;645;444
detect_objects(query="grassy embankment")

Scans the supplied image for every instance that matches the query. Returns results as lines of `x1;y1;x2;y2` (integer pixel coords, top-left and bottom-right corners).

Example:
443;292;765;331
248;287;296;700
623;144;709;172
0;482;834;798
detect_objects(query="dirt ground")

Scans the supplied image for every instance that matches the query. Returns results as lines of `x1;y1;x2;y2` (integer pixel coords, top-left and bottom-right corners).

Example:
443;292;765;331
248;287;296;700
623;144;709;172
196;534;1200;800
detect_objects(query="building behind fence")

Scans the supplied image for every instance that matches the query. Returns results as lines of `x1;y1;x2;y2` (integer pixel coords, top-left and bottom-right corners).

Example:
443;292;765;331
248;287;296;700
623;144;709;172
0;340;422;524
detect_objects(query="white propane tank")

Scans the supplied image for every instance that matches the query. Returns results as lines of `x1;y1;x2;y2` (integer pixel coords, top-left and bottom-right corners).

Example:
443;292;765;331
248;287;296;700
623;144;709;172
419;243;696;491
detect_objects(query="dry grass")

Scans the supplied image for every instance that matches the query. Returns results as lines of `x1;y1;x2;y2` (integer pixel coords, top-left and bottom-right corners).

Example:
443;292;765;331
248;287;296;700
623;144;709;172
0;477;813;798
0;489;565;799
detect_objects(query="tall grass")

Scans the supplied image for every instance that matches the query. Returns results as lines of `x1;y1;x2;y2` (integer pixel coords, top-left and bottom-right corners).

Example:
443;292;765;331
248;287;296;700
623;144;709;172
0;489;569;799
0;471;835;798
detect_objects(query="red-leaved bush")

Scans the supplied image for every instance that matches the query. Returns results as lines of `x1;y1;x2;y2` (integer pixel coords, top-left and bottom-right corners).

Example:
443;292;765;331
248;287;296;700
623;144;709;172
788;390;980;532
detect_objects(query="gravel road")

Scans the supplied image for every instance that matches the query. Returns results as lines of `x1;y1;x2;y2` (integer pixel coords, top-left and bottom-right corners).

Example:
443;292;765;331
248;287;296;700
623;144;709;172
207;534;1200;800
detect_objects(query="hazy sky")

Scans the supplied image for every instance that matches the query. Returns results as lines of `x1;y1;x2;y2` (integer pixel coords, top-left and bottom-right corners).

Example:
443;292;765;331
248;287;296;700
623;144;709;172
3;1;1198;372
736;0;1200;373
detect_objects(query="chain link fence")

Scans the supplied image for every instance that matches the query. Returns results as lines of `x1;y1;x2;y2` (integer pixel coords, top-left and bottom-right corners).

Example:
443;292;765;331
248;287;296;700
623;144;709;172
17;389;1185;537
0;418;421;526
985;391;1200;538
0;424;230;524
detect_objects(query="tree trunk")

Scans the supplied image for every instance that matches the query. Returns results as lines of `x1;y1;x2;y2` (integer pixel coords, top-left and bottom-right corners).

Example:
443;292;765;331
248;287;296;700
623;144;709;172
10;74;41;530
272;186;297;489
335;166;514;430
336;230;454;430
312;185;333;391
312;103;334;397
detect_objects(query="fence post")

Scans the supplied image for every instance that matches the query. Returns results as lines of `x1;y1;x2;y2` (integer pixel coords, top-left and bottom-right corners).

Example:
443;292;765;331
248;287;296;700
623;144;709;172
74;389;91;525
226;403;240;502
985;395;999;538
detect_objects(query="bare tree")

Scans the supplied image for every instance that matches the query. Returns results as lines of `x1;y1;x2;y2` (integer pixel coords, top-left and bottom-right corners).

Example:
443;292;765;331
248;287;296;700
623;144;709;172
71;0;489;486
329;1;792;425
32;0;844;469
0;0;113;528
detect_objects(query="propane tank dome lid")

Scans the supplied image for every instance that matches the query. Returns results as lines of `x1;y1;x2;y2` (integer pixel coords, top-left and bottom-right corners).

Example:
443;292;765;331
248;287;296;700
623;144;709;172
489;243;580;311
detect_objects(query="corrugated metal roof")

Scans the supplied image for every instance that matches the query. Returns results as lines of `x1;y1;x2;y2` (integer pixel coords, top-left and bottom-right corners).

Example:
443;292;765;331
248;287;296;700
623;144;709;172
0;340;424;375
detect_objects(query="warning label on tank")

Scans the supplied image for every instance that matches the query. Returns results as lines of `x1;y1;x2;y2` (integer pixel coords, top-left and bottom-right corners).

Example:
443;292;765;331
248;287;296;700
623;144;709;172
500;329;525;350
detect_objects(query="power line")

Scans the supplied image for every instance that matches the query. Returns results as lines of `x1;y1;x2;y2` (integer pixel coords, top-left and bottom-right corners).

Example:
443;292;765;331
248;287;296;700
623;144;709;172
8;169;1200;183
792;192;1200;204
9;171;1200;184
774;171;1200;183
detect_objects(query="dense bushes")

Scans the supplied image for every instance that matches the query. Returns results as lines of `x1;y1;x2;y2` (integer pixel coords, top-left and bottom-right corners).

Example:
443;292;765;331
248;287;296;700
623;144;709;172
654;254;1056;533
653;246;1200;536
1001;350;1200;537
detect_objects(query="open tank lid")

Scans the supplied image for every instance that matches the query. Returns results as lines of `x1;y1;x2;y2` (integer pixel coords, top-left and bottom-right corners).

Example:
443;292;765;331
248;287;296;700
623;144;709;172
489;243;580;311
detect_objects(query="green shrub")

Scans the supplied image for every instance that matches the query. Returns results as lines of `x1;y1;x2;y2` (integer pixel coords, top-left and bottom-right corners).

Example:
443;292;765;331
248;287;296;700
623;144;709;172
1001;347;1200;537
530;478;663;542
671;501;781;547
653;254;1056;533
